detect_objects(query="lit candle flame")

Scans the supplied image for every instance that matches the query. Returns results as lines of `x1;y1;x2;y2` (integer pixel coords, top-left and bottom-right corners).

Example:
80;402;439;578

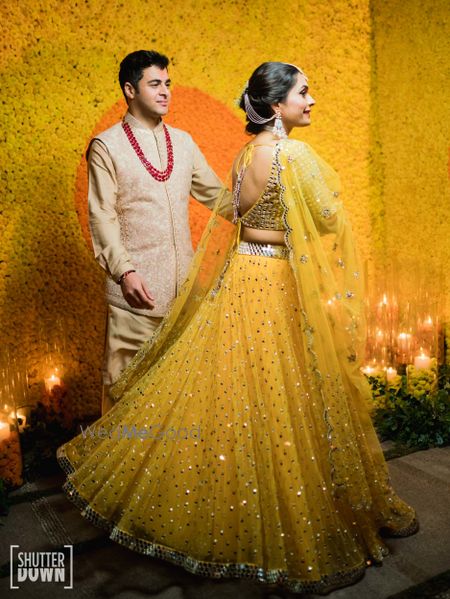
44;371;62;393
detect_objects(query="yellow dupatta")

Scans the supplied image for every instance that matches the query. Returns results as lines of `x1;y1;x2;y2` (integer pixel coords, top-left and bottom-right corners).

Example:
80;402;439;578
277;140;386;510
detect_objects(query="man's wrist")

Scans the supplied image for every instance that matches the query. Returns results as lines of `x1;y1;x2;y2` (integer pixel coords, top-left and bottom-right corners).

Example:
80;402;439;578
118;269;136;285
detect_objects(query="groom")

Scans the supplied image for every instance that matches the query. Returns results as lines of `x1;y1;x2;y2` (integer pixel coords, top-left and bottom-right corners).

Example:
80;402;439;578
88;50;225;415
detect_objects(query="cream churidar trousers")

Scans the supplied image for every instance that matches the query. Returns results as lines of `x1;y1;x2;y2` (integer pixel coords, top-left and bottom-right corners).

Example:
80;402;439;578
102;304;162;415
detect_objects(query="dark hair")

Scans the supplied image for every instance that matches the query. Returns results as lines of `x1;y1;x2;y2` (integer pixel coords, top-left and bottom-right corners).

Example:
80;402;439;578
119;50;169;99
239;62;300;134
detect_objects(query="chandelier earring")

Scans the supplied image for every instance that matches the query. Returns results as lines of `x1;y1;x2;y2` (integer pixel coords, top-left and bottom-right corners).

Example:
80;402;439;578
272;109;287;139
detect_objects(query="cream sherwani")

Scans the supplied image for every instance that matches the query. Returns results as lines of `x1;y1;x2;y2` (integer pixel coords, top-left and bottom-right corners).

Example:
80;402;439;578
88;111;225;410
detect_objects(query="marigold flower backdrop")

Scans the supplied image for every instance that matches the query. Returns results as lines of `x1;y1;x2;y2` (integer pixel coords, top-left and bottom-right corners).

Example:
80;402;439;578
0;0;449;421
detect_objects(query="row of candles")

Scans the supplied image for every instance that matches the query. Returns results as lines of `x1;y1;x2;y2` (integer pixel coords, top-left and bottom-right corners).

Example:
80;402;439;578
361;273;443;380
361;358;432;382
362;346;434;379
0;355;64;487
1;318;66;447
0;368;62;442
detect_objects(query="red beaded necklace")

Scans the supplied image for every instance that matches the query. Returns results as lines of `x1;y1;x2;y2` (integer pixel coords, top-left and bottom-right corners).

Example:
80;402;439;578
122;121;174;182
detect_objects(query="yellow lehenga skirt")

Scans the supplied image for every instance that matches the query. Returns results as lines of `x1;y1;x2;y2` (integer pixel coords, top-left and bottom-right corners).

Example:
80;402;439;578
57;247;418;595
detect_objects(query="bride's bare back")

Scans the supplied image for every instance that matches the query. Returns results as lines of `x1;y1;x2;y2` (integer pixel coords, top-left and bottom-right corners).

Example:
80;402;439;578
232;141;286;245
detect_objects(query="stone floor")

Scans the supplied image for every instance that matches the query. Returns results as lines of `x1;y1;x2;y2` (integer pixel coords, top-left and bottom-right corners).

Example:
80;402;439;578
1;446;450;599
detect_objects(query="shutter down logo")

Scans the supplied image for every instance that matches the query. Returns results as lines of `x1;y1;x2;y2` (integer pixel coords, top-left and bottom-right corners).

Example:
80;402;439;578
10;545;73;589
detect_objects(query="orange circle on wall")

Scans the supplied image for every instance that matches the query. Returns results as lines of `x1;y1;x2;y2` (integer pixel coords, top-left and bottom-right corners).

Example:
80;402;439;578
74;86;248;249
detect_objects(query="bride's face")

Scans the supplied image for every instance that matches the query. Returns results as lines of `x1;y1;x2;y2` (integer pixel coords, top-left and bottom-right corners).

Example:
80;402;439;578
278;72;315;130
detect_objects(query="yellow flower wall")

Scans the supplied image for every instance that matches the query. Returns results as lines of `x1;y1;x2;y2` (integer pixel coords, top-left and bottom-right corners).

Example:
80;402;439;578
371;0;450;319
0;0;446;416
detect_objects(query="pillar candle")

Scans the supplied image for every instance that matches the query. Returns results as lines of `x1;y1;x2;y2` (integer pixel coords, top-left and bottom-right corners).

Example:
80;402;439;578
45;373;61;393
413;352;431;370
386;367;398;381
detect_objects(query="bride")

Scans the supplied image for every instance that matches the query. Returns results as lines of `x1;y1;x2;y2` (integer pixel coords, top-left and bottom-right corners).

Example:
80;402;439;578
58;61;418;594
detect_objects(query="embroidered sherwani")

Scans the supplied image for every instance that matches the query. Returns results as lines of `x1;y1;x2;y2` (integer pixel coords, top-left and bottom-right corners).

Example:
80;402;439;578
88;111;225;391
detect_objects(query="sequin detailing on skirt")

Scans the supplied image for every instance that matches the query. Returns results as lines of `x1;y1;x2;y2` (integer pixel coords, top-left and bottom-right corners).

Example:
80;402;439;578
57;445;368;595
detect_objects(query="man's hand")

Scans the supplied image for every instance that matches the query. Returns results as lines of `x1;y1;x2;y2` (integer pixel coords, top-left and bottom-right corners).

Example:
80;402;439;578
120;272;155;309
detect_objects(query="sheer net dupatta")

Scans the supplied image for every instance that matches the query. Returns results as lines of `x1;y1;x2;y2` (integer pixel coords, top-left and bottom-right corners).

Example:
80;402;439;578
279;140;367;375
278;140;384;511
109;183;236;402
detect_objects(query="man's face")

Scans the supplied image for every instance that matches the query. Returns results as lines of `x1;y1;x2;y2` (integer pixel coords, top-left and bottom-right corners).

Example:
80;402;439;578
125;65;171;118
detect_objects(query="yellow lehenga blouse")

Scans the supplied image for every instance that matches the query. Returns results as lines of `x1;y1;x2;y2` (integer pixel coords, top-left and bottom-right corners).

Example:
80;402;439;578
57;139;418;595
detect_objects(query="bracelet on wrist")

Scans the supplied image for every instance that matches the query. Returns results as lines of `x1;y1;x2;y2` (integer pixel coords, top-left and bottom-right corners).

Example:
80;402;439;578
118;270;136;284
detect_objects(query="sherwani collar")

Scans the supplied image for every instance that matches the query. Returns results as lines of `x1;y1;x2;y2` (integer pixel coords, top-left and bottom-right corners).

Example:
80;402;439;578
124;111;164;134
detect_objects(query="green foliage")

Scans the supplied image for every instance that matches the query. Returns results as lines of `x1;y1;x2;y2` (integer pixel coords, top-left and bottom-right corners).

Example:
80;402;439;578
369;365;450;449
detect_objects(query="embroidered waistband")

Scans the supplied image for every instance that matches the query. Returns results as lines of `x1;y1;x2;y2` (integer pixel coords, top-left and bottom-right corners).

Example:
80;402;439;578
237;241;289;259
